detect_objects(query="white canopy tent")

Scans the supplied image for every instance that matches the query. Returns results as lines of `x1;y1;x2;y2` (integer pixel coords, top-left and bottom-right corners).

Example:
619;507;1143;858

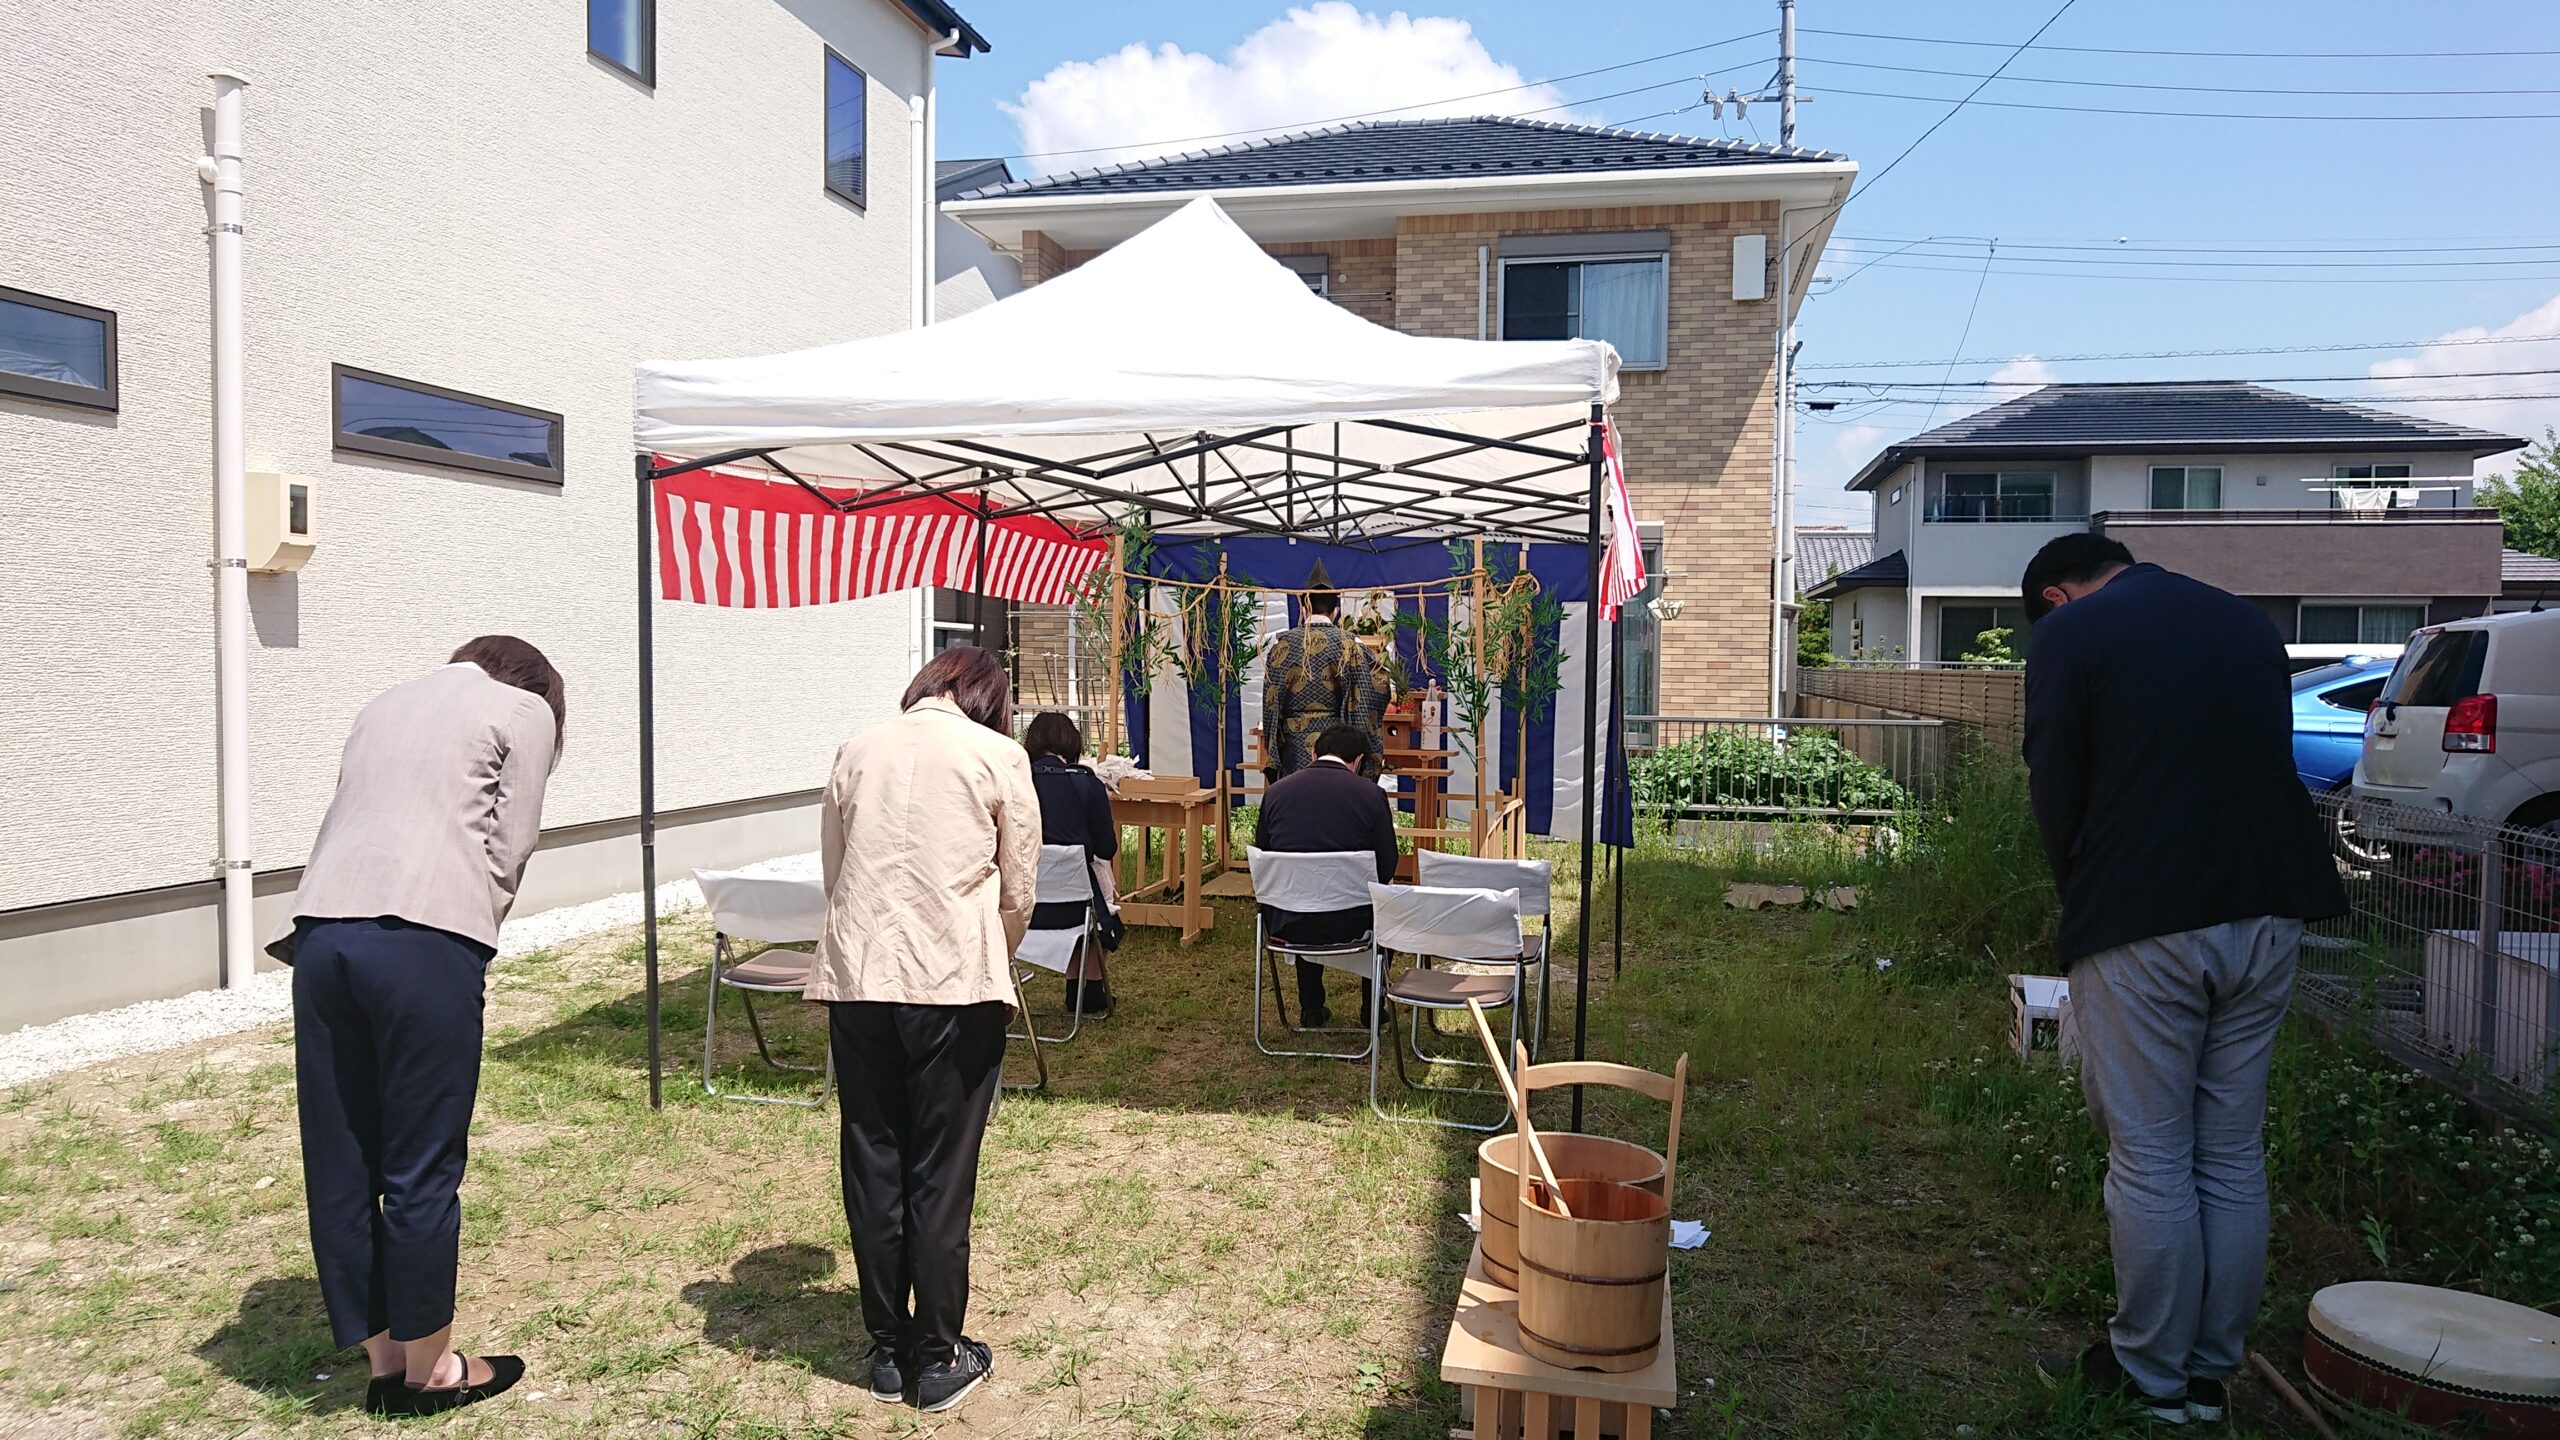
628;197;1632;1114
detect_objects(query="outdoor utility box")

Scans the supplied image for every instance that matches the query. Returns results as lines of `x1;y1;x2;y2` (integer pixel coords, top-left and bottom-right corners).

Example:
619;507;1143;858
245;471;316;572
1731;233;1769;302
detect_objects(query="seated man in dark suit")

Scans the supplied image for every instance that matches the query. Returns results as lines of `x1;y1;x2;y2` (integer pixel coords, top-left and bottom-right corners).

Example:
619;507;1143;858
1253;722;1400;1028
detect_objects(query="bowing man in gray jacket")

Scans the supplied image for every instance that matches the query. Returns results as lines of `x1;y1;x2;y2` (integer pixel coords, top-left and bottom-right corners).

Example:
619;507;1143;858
270;636;562;1418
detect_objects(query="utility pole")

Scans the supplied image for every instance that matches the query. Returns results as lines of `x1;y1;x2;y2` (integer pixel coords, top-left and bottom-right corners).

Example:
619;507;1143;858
1778;0;1797;146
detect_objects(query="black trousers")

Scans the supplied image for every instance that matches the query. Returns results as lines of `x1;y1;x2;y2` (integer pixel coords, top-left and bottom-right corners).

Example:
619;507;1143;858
1267;905;1376;1022
829;1000;1008;1369
292;917;490;1347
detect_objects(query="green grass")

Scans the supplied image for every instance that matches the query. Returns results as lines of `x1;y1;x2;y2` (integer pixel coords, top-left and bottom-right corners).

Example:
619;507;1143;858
7;791;2491;1438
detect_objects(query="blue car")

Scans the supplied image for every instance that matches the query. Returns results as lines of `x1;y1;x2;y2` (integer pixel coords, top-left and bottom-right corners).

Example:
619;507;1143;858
2292;657;2395;865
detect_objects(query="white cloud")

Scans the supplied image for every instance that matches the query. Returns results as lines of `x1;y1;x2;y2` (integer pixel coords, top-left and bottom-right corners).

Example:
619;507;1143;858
1003;4;1580;176
1982;354;2057;394
2364;293;2560;476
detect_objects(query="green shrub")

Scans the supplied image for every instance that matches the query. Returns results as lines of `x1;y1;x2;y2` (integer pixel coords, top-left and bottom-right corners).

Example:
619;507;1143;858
1628;728;1908;816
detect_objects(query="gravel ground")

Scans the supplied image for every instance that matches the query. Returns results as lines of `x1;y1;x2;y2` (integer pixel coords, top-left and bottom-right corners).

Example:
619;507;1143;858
0;851;820;1091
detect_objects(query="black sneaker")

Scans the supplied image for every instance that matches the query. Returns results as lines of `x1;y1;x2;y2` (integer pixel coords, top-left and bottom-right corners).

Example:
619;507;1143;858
2036;1340;2187;1425
867;1344;906;1404
916;1337;993;1414
2185;1376;2227;1425
1081;980;1115;1018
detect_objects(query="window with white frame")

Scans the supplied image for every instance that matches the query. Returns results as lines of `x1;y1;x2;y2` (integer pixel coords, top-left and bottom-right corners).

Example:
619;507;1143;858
2148;465;2222;510
2299;601;2425;646
1621;529;1666;717
1932;471;2056;522
1501;253;1668;369
1937;603;2027;662
927;587;1003;656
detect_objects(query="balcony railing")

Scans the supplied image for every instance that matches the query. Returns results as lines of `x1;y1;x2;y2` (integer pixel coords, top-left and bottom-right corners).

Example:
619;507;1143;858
1922;506;2091;524
2094;508;2500;526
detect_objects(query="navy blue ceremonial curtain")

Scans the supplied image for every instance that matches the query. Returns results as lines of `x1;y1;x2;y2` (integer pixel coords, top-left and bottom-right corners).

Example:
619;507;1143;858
1117;536;1630;843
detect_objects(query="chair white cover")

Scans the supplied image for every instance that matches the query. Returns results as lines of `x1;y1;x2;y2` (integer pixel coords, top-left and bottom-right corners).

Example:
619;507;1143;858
1034;844;1092;905
694;870;825;945
1247;847;1379;916
1369;883;1524;961
1415;852;1553;918
1015;844;1094;974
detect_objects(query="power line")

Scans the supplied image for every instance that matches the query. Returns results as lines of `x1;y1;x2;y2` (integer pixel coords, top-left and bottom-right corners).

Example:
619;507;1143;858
1802;333;2560;370
1806;392;2560;406
1801;26;2560;60
1806;366;2560;389
1807;55;2560;98
998;28;1772;165
1838;233;2560;257
1839;257;2560;284
1830;0;2083;206
1822;84;2560;122
1826;245;2560;270
1922;241;1998;428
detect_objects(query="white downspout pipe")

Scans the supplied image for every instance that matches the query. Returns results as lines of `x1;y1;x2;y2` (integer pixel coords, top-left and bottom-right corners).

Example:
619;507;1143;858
1475;243;1490;340
1770;210;1795;714
202;72;254;989
907;87;927;330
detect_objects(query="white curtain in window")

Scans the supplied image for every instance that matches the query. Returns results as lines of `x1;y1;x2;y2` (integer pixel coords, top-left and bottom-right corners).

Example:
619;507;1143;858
1578;260;1664;367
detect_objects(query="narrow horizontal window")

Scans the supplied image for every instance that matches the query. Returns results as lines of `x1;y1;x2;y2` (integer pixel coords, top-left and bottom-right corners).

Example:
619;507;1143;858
332;365;563;484
825;50;867;208
0;285;117;411
589;0;654;83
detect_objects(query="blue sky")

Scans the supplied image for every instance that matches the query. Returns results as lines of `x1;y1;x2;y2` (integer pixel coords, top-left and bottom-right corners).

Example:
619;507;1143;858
934;1;2560;523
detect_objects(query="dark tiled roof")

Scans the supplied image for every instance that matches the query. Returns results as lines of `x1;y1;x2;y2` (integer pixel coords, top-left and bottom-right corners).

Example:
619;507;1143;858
896;0;989;56
2504;548;2560;588
1846;383;2527;491
1803;548;1906;599
936;157;1013;202
951;116;1844;201
1796;530;1873;598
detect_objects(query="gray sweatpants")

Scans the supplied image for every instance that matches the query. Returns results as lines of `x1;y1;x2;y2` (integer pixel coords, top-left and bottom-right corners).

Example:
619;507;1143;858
2064;917;2300;1399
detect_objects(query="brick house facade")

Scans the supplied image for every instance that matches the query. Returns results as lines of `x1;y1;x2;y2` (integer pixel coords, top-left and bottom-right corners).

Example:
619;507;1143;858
949;119;1853;718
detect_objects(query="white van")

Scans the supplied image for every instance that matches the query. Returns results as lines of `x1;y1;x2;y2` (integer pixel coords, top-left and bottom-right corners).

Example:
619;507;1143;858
2353;610;2560;839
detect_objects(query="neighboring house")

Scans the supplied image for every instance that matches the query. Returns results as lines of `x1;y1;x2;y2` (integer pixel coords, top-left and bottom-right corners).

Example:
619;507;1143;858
0;0;988;1029
944;116;1858;718
2499;548;2560;612
1795;528;1874;599
1809;383;2527;662
935;157;1022;319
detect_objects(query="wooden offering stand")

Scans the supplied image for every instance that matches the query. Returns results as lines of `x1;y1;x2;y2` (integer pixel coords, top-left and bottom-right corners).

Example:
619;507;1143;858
1109;776;1218;945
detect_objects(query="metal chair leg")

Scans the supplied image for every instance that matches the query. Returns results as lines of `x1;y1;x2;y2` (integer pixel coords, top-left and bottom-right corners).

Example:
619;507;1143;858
738;991;822;1072
1000;967;1052;1094
1371;975;1515;1132
1252;914;1373;1061
704;937;829;1108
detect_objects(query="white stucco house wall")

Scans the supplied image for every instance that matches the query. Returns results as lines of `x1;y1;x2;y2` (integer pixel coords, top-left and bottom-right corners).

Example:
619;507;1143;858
0;0;990;1029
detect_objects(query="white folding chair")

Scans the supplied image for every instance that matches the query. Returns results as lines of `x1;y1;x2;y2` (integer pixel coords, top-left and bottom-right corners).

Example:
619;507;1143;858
1247;847;1385;1061
694;869;834;1108
1416;852;1555;1058
1368;882;1524;1132
1007;845;1099;1078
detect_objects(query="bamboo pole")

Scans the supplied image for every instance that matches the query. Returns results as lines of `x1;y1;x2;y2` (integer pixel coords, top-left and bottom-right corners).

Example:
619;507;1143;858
1470;538;1490;850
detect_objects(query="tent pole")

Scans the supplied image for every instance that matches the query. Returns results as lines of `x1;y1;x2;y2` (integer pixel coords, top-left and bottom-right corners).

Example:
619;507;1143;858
1105;531;1127;757
1470;537;1488;851
1215;552;1232;872
971;501;990;648
635;452;663;1111
1572;403;1603;1132
1613;613;1626;980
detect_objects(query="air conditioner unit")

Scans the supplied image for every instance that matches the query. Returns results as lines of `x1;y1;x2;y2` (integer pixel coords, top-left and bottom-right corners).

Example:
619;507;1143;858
245;471;315;572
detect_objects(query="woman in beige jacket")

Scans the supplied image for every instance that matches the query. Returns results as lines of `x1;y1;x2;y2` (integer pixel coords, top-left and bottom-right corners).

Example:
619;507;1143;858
808;644;1038;1414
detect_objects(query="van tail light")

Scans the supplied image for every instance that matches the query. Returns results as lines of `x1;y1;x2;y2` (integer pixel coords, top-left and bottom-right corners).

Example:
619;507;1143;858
2444;694;2497;753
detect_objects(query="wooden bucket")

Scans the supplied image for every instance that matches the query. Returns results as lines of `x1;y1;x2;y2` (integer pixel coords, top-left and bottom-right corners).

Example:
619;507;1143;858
1507;1047;1687;1374
1476;1132;1664;1289
1517;1177;1672;1373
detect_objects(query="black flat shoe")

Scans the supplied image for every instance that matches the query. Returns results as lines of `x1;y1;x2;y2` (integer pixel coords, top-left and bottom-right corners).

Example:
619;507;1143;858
364;1375;406;1417
396;1354;526;1417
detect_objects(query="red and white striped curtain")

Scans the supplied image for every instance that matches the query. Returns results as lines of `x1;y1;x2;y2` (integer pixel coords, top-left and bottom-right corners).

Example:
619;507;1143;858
652;465;1106;609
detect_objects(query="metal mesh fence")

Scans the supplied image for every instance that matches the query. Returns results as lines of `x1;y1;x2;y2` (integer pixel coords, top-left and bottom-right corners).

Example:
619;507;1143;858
1623;715;1948;822
2302;790;2560;1123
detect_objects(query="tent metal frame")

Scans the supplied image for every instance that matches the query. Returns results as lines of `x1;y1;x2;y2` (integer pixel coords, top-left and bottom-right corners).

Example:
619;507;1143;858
635;405;1619;1128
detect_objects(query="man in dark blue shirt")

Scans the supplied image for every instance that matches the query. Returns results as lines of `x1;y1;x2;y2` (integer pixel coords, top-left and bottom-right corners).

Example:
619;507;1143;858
2020;534;2345;1425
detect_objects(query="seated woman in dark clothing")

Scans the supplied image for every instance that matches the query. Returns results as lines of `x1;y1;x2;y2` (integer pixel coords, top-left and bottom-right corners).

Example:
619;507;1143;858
1022;712;1123;1016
